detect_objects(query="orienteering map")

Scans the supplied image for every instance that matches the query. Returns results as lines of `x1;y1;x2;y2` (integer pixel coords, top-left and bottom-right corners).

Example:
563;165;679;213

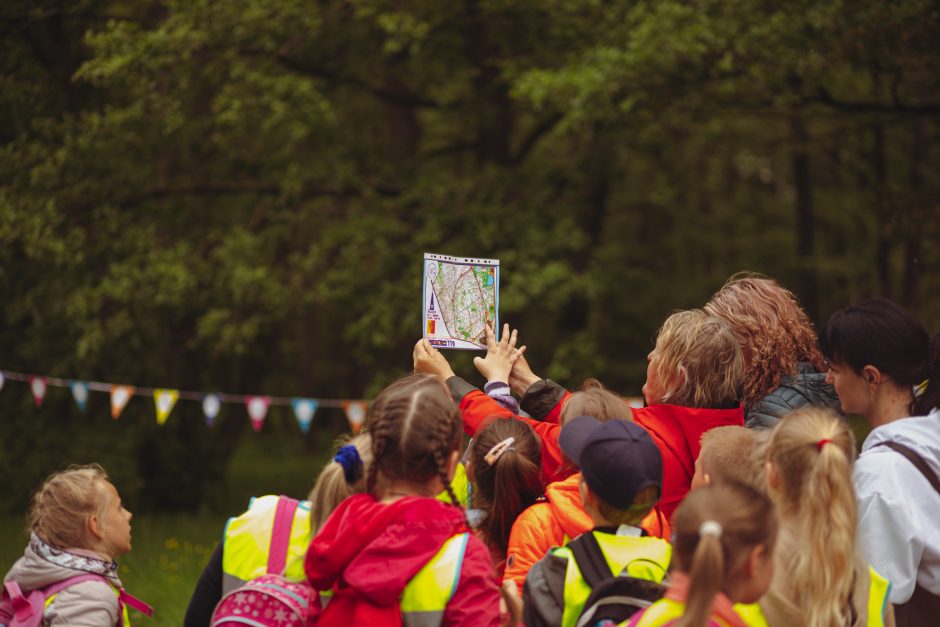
423;253;499;350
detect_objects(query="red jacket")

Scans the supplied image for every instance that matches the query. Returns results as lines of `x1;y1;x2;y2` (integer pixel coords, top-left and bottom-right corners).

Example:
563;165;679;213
305;493;500;627
632;403;744;520
449;378;744;522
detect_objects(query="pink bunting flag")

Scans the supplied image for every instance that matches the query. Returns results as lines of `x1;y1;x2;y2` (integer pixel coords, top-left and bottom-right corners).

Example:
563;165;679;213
343;400;368;434
111;385;134;419
29;376;48;408
246;396;270;432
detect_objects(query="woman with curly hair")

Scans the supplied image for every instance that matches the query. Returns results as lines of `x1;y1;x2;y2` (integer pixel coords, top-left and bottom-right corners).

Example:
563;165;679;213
704;273;840;429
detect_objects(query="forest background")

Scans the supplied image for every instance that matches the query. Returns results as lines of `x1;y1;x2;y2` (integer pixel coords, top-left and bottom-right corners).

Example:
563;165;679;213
2;0;939;525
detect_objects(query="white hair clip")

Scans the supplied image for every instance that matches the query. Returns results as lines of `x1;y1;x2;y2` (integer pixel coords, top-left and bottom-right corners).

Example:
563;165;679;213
484;437;516;465
699;520;723;538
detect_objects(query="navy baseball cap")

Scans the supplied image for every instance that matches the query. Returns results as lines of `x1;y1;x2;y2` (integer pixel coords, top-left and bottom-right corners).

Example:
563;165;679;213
559;416;663;509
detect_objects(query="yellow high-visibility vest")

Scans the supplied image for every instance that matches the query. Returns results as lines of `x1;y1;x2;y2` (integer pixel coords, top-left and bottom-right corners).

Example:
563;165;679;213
399;532;469;627
554;531;671;627
222;495;312;593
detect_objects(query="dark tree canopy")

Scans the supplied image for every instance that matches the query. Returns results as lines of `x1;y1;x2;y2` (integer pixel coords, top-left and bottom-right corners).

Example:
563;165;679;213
1;0;938;513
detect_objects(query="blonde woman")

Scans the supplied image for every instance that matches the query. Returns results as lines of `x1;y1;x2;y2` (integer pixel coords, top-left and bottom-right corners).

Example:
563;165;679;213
761;408;894;627
705;273;839;429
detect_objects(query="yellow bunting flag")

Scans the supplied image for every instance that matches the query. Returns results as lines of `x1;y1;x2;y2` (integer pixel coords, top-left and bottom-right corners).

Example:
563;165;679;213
154;389;179;425
343;400;368;434
111;385;134;419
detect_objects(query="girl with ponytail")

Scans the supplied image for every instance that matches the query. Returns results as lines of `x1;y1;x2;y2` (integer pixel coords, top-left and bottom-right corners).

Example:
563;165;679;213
821;298;940;626
629;481;777;627
304;373;500;626
467;417;543;579
762;408;894;627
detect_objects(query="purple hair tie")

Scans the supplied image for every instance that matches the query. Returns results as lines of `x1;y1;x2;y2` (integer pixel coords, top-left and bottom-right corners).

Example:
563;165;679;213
334;445;363;484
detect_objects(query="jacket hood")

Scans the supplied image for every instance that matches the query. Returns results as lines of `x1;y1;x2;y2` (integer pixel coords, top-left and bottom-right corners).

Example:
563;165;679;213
4;534;122;590
544;473;592;540
306;493;468;606
633;403;745;480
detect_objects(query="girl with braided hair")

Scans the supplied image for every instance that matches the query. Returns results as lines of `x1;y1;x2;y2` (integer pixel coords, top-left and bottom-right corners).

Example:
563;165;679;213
305;373;501;626
821;298;940;626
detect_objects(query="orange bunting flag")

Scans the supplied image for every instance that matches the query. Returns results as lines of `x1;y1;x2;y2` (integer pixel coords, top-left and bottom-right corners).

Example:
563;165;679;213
246;396;270;433
111;385;134;419
154;389;179;425
29;376;47;408
343;401;368;434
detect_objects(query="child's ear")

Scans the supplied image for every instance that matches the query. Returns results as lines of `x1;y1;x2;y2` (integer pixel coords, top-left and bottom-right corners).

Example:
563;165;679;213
745;542;770;577
765;461;779;491
703;473;711;485
87;514;103;541
464;460;475;482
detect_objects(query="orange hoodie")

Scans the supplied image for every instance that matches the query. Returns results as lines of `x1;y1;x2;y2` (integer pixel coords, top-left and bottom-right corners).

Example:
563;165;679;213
503;473;669;593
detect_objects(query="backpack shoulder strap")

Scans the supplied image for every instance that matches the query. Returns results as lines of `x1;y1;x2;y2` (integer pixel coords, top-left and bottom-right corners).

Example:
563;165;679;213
267;496;300;575
41;574;110;598
568;532;613;590
876;441;940;495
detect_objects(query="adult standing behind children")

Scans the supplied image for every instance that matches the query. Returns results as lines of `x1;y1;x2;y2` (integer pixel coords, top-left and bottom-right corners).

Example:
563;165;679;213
762;408;894;627
305;373;501;626
705;273;839;429
821;299;940;627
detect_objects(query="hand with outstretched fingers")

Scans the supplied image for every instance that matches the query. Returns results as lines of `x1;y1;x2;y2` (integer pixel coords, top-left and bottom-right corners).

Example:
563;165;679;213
473;323;526;383
413;338;456;380
508;349;541;398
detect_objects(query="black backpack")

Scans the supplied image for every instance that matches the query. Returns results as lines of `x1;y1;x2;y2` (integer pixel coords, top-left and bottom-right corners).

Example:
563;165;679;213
567;532;667;627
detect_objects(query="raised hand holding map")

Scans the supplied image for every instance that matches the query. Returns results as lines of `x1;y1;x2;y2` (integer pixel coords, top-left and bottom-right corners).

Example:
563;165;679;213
423;253;499;350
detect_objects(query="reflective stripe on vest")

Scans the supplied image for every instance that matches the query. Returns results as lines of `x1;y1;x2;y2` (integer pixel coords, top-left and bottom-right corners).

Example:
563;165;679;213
399;532;469;627
556;531;672;627
629;597;768;627
222;495;312;593
45;583;132;627
435;463;470;508
867;565;892;627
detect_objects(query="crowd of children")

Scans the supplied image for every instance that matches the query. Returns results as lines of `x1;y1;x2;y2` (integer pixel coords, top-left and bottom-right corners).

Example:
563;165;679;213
3;274;939;627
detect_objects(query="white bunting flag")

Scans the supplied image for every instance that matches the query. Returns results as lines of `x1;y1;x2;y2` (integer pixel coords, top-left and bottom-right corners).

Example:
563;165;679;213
203;394;221;426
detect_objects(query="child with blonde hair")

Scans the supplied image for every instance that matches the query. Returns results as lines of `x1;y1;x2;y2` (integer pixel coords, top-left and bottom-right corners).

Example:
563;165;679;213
628;481;777;627
761;408;894;627
183;435;372;626
2;464;151;626
691;426;768;493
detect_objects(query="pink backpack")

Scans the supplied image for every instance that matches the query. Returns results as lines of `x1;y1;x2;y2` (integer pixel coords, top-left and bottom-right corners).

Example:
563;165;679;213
0;573;152;627
210;496;317;627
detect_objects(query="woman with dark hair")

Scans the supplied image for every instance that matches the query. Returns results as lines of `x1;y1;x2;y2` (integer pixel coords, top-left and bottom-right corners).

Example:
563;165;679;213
821;298;940;627
705;273;840;429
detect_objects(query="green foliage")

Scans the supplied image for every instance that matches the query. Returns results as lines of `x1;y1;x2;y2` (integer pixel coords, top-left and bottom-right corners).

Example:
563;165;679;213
0;0;938;513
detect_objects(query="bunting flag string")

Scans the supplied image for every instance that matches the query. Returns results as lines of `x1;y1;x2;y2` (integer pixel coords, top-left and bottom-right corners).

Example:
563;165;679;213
0;368;370;432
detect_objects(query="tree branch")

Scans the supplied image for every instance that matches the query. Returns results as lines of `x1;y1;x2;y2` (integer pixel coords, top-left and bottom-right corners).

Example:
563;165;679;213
809;87;940;115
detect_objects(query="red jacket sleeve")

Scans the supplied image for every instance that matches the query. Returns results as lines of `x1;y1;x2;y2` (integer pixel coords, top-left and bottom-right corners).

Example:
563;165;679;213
458;390;571;485
442;534;501;627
